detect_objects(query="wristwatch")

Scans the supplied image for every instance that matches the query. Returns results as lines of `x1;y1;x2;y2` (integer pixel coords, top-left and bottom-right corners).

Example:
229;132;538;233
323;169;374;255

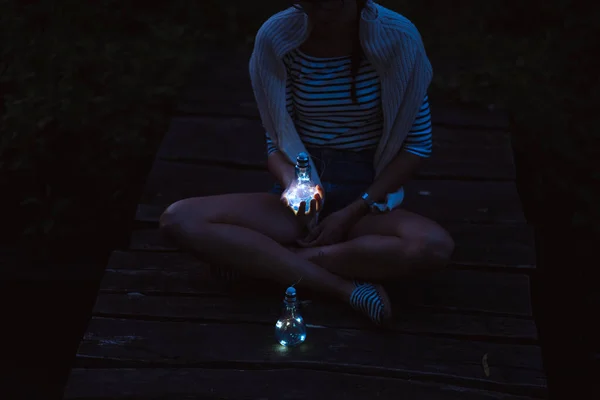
361;192;376;210
360;192;388;213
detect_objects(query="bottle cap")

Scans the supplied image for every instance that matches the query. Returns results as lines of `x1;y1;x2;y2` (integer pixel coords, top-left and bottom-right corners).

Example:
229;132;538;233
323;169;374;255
296;152;309;168
284;287;298;306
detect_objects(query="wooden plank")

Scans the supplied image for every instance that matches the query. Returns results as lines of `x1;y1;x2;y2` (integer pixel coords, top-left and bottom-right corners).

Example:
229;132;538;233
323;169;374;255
136;179;527;225
135;204;165;223
140;161;274;205
103;251;533;317
75;318;546;396
157;116;266;167
403;181;525;224
99;269;224;295
156;117;515;180
444;223;534;267
65;368;538;400
129;224;536;267
93;293;537;341
107;250;199;271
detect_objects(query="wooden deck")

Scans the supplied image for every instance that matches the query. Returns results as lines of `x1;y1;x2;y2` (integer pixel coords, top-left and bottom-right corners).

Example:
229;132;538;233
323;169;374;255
64;48;546;399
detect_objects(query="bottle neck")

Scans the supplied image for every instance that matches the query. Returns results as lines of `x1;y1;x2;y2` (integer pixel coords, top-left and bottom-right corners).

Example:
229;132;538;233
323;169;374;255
283;301;299;317
296;166;311;183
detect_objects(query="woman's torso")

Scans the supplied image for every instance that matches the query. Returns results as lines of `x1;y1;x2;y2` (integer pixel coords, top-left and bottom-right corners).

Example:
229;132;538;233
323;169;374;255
283;48;384;153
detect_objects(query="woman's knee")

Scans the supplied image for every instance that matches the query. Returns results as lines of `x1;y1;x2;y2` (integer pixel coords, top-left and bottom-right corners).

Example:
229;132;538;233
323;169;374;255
159;198;205;237
401;223;455;267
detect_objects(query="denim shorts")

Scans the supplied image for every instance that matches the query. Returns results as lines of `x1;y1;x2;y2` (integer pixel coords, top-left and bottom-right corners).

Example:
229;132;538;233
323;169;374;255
270;147;376;219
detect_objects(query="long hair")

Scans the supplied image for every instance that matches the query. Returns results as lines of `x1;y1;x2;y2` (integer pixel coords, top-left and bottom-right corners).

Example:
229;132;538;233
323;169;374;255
350;0;368;104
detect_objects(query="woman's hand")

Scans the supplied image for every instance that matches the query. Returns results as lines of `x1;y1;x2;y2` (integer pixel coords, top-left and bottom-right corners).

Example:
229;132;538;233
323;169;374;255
297;202;363;247
281;184;324;227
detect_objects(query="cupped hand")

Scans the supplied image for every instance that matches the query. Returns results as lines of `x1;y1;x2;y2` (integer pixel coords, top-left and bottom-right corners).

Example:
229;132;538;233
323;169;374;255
281;184;324;225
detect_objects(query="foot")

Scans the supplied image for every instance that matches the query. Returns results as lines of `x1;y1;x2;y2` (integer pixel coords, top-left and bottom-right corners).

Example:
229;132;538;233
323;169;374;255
349;281;392;326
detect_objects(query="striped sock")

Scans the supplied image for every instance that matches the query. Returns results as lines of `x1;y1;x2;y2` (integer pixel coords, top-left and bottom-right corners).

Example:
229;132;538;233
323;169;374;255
349;281;386;325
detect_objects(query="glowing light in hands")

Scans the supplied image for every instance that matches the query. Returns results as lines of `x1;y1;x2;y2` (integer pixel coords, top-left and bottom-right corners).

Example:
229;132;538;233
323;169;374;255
283;182;319;214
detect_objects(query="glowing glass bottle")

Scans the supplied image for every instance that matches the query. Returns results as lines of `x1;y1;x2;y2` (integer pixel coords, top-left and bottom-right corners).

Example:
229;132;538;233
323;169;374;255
283;152;318;214
275;287;307;347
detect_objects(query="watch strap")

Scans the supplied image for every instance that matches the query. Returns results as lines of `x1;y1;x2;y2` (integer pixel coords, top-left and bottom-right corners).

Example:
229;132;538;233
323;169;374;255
360;192;389;213
360;192;375;207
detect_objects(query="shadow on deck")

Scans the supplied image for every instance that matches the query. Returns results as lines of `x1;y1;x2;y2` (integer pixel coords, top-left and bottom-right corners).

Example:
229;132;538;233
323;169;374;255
63;48;546;399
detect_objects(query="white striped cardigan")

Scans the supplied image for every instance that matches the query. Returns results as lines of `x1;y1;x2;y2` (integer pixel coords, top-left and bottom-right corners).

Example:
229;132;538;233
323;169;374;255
249;0;433;208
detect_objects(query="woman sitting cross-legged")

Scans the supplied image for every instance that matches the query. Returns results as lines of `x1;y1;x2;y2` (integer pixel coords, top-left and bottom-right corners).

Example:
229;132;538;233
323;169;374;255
160;0;455;326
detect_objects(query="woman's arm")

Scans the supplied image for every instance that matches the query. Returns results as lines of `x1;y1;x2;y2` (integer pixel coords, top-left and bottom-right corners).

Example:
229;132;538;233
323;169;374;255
361;150;424;203
348;95;433;213
267;150;296;188
265;62;297;189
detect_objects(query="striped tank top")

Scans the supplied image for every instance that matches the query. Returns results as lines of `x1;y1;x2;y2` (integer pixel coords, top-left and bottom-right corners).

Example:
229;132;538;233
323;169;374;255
266;49;432;158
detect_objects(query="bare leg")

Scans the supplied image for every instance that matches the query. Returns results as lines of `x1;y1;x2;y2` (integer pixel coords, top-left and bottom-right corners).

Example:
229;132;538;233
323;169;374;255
160;193;355;302
295;235;440;280
295;209;455;281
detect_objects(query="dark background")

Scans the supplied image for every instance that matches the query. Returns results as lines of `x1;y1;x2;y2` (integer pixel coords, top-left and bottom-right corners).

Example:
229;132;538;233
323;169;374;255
1;0;598;398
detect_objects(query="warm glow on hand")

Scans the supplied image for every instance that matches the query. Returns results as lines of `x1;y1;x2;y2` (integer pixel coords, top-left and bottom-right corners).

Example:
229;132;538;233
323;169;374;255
282;182;321;215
